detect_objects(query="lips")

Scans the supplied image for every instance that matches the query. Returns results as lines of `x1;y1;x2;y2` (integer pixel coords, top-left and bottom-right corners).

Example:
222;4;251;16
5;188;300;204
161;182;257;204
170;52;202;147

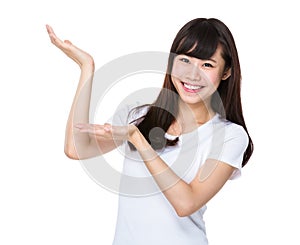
181;81;205;93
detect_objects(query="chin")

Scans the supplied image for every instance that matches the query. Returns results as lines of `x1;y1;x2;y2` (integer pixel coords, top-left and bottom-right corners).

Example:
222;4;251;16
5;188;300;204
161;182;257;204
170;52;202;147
180;91;214;106
180;95;203;105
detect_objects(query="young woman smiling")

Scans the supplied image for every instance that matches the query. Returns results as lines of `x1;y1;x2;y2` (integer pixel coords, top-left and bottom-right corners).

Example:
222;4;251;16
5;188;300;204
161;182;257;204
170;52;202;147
47;17;253;245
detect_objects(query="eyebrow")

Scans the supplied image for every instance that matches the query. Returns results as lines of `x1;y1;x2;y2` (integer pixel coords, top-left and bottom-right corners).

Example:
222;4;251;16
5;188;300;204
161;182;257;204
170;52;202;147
180;54;218;63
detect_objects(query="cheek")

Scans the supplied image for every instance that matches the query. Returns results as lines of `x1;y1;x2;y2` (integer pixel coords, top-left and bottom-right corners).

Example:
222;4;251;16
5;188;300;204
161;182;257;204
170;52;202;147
208;73;223;88
170;75;180;92
171;62;185;79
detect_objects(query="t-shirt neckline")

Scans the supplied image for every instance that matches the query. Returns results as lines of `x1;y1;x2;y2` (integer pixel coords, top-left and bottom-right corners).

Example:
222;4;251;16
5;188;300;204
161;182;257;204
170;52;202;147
164;113;220;140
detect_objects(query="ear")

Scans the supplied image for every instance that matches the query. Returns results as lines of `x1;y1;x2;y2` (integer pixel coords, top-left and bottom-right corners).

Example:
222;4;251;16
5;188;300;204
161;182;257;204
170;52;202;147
222;68;231;80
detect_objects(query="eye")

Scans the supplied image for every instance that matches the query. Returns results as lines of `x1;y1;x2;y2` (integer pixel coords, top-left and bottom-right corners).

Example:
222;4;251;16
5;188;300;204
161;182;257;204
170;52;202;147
179;57;190;64
203;62;213;68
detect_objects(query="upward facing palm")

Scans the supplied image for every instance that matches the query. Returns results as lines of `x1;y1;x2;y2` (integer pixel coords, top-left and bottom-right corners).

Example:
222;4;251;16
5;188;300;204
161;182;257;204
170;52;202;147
46;24;94;69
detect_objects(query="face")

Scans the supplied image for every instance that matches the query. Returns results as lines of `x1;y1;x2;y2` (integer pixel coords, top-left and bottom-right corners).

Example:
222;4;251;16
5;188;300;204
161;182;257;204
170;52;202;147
171;45;231;106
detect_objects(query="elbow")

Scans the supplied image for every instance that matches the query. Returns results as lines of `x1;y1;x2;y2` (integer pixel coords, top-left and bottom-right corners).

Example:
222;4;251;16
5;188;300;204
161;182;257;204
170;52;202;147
64;147;80;160
174;201;199;217
175;208;193;218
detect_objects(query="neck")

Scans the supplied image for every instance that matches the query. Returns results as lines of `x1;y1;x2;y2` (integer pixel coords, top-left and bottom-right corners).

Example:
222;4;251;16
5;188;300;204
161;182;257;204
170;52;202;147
177;99;215;132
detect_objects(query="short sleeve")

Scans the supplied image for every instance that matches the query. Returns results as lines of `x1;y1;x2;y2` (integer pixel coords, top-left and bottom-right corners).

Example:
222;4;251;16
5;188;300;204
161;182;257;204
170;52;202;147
208;123;249;180
105;104;132;126
105;103;149;126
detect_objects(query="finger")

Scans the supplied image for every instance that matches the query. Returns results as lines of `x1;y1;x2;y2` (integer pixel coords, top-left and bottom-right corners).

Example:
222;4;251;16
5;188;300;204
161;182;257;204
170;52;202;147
64;40;73;45
74;123;86;129
74;123;95;130
103;123;112;132
110;125;130;139
46;24;54;35
74;123;95;133
46;24;59;41
46;25;71;50
48;32;64;47
74;124;107;136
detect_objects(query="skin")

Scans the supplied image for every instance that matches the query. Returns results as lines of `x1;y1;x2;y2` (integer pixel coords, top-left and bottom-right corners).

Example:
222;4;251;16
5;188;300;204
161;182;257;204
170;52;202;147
47;25;236;217
172;49;230;112
169;48;231;134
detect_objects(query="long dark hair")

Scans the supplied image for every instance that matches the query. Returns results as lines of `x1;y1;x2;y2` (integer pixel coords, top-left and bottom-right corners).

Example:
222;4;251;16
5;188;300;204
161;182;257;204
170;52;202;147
129;18;253;167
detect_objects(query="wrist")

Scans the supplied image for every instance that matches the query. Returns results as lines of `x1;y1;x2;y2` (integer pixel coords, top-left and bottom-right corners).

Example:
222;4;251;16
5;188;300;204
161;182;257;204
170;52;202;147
129;126;150;151
129;128;158;162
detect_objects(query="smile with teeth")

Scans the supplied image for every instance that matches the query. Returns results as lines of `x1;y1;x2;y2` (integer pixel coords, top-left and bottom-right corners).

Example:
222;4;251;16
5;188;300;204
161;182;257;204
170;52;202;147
181;82;205;92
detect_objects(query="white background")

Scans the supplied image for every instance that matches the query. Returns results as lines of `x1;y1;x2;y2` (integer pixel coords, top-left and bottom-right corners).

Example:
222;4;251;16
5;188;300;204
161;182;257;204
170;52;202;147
1;0;299;244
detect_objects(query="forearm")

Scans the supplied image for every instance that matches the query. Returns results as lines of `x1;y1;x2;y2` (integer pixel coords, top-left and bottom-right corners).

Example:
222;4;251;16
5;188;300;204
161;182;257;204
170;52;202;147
130;131;196;216
65;64;94;159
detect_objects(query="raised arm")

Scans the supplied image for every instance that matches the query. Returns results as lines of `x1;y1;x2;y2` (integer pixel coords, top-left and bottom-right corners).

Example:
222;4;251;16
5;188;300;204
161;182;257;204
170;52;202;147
46;25;121;159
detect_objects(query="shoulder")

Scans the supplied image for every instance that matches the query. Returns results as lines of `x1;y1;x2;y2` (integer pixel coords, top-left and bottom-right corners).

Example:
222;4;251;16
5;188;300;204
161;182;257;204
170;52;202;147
128;105;150;122
208;115;249;179
106;103;148;126
215;115;249;144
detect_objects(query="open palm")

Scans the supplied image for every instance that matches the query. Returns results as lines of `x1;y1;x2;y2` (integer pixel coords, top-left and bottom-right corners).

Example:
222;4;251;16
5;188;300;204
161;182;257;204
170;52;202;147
46;24;94;69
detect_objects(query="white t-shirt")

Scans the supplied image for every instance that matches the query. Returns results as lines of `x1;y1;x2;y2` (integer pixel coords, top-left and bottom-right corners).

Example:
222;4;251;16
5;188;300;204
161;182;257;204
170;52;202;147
109;105;249;245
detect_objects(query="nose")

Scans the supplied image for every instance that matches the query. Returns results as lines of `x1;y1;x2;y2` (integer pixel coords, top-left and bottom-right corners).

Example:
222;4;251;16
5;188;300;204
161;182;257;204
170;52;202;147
186;62;201;82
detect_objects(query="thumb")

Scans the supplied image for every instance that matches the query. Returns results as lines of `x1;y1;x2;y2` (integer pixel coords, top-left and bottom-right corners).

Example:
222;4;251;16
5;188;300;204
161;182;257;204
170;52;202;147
64;40;72;45
103;123;112;132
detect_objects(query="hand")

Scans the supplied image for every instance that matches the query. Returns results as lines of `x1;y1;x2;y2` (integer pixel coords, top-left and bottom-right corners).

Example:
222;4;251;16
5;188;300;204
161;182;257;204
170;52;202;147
46;24;94;69
74;123;139;143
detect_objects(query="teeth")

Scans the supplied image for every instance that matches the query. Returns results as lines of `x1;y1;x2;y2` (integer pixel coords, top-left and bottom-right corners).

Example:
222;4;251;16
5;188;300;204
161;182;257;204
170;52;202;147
183;83;203;90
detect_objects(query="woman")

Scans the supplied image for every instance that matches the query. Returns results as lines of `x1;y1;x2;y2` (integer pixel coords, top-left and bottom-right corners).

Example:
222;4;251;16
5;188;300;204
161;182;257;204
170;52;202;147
46;18;253;245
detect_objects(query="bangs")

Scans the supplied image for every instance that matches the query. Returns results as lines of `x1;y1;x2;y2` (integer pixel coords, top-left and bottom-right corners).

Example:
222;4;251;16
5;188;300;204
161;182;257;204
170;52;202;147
174;21;220;60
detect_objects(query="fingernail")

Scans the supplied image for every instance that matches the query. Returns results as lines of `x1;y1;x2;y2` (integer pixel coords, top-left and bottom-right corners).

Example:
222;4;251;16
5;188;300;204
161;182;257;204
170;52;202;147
104;126;111;131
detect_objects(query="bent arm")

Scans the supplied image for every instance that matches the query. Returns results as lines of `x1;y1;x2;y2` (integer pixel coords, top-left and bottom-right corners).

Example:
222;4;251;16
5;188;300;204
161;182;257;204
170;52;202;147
64;65;94;159
46;25;120;160
129;129;235;217
65;69;123;159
